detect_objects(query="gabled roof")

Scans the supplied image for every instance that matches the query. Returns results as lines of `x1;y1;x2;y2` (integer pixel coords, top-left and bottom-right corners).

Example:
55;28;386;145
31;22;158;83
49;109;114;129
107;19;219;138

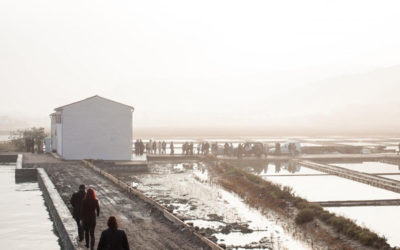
54;95;134;111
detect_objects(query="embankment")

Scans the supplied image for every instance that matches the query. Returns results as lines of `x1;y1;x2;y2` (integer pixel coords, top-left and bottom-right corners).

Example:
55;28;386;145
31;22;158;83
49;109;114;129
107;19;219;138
209;161;394;249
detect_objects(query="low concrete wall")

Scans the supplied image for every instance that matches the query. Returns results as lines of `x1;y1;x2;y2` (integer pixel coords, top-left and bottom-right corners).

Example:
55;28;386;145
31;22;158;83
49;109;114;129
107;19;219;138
15;155;37;183
82;160;223;250
37;168;82;250
0;154;18;163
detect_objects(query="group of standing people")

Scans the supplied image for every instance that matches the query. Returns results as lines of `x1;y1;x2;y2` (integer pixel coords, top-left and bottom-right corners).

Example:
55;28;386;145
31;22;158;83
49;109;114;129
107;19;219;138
134;139;145;156
70;185;129;250
145;140;168;155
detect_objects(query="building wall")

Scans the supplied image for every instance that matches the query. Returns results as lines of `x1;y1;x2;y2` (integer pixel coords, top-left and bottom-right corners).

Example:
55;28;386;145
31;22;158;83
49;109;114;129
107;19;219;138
50;115;56;151
60;97;132;160
56;124;62;156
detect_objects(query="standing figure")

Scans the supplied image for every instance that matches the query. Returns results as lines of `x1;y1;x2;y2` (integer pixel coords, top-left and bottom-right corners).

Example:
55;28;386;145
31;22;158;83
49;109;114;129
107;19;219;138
146;141;150;154
97;216;130;250
157;141;162;154
170;142;174;155
189;142;194;155
162;141;166;154
139;139;145;155
81;188;100;250
197;143;201;155
70;184;86;241
152;141;157;154
204;142;210;155
134;140;139;155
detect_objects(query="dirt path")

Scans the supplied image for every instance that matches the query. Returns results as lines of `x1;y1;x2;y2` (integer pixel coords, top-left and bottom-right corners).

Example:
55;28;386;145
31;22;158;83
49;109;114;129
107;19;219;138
23;154;210;250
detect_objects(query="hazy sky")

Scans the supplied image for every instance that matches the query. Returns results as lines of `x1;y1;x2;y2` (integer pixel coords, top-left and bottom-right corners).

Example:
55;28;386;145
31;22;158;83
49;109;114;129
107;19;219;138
1;0;400;134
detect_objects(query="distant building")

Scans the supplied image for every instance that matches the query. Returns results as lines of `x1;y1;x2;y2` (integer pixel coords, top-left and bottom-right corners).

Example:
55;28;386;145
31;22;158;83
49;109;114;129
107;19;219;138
50;95;134;160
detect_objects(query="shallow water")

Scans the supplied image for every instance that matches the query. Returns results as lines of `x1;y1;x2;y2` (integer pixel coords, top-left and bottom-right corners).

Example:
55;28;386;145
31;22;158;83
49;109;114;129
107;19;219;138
0;165;60;250
246;162;327;176
263;175;400;201
332;161;400;174
327;206;400;247
124;162;311;249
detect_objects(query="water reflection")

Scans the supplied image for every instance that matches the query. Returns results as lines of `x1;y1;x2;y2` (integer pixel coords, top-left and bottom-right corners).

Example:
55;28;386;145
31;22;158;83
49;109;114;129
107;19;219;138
245;162;326;176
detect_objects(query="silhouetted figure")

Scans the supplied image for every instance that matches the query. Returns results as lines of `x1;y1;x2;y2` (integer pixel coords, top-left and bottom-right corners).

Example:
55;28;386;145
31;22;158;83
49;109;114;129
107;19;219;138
275;142;281;155
70;184;86;241
170;142;174;155
197;143;201;155
204;142;210;155
184;142;190;155
152;141;157;154
157;141;162;154
134;140;139;155
81;188;100;250
189;142;194;155
139;140;145;155
145;141;150;154
162;141;166;154
224;143;229;156
237;144;243;159
97;216;129;250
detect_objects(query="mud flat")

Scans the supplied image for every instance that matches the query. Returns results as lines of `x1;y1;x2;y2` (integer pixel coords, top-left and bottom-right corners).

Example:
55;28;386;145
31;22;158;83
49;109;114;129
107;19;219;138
103;161;312;249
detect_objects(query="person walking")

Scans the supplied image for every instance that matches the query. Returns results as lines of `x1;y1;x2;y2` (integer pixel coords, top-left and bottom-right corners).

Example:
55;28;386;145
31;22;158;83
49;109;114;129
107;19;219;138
81;188;100;250
97;216;130;250
70;184;86;241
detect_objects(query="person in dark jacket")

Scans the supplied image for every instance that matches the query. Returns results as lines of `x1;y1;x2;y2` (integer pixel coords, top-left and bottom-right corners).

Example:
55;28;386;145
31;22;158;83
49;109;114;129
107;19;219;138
81;188;100;250
97;216;129;250
70;184;86;241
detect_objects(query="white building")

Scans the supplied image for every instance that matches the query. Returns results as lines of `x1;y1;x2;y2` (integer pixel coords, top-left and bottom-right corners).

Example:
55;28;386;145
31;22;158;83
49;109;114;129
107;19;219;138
50;95;134;160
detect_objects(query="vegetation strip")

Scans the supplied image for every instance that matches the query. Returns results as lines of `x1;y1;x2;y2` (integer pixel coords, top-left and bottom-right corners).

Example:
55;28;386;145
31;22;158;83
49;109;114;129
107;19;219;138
210;161;395;249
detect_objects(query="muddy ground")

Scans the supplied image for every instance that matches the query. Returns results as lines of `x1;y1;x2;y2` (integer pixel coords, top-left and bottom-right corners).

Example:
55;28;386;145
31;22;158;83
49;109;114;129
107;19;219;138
23;153;211;250
97;160;314;250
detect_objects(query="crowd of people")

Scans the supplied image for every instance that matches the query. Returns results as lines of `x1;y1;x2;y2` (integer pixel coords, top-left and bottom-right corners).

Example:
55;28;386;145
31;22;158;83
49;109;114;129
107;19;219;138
70;185;130;250
134;139;273;158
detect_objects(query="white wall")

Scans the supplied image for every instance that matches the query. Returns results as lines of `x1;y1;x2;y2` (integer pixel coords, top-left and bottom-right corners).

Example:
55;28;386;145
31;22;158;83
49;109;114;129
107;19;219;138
56;124;62;156
60;97;132;160
50;115;56;151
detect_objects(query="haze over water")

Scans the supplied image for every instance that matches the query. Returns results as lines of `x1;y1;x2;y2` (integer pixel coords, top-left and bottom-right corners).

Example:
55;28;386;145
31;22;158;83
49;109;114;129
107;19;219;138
1;1;400;136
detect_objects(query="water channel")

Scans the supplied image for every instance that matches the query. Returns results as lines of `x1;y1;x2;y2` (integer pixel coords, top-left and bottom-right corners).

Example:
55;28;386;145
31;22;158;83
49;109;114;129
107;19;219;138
0;164;60;250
